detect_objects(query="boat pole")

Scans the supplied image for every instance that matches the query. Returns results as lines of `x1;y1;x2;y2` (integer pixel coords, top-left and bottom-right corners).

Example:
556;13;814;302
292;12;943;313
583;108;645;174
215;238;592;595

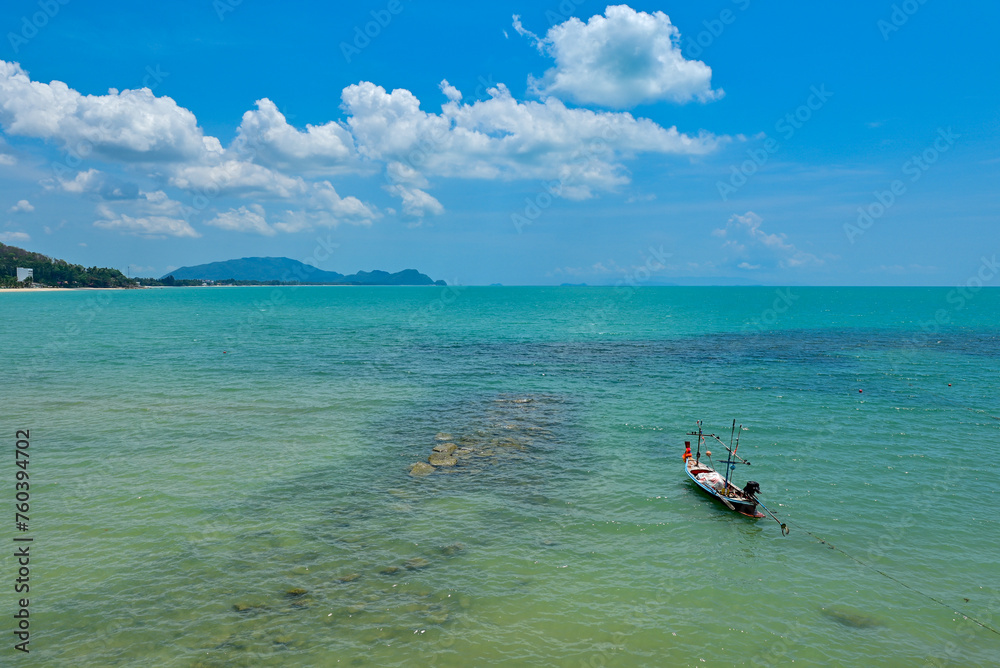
723;423;740;493
752;496;789;535
694;421;702;463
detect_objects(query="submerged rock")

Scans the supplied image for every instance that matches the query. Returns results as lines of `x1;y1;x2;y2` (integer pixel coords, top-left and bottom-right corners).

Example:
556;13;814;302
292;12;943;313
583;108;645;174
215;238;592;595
821;606;885;629
428;452;457;466
409;462;436;476
233;602;268;614
426;610;449;624
337;573;361;583
415;393;563;477
378;565;401;575
285;588;308;598
404;557;430;570
441;542;465;556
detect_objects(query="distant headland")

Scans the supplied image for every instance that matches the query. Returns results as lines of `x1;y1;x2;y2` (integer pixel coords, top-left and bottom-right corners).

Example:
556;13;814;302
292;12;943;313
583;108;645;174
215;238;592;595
162;257;445;286
1;243;445;289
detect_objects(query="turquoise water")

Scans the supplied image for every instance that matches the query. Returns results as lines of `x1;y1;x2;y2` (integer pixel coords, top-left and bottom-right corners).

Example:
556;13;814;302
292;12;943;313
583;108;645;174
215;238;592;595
2;286;998;666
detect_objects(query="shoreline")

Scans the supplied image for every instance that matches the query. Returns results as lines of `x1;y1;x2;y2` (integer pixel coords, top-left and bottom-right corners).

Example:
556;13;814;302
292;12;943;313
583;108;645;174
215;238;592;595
4;285;996;293
0;287;139;293
0;284;449;292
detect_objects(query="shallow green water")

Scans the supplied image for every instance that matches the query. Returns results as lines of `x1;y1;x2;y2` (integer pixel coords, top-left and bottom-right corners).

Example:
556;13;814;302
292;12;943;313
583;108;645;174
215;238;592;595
2;286;998;666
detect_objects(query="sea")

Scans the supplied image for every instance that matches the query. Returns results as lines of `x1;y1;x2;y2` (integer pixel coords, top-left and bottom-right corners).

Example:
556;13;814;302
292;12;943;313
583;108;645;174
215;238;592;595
1;286;998;667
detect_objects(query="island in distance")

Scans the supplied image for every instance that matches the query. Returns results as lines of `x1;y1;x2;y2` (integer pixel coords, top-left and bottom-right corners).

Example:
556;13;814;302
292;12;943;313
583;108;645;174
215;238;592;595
163;257;446;286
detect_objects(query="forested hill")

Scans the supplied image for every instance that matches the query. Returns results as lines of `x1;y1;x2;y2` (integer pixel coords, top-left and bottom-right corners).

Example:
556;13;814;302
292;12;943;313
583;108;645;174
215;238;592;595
0;243;134;288
165;257;445;285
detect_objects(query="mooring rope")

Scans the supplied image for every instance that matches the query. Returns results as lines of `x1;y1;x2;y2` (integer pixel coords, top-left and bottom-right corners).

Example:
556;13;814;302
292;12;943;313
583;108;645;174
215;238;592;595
795;525;1000;638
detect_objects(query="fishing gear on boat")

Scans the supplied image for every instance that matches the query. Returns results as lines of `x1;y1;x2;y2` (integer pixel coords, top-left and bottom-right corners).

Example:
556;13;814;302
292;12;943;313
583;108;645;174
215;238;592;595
723;422;744;492
707;433;752;466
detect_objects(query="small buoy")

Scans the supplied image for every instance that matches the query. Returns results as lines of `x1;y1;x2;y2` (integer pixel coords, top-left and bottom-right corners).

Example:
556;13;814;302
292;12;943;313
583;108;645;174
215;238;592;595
948;383;952;387
706;450;712;457
858;389;863;393
223;351;227;354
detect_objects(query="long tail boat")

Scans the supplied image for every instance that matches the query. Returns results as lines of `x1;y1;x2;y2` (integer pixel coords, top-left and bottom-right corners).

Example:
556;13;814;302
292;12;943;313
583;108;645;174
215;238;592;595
683;420;788;534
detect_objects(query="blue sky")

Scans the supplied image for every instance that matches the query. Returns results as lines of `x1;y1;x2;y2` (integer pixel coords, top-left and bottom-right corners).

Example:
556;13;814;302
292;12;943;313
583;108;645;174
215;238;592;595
0;0;997;285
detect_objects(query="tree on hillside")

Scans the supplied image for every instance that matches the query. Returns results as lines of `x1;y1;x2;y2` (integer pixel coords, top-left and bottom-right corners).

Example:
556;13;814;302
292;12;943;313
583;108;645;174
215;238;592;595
0;242;137;288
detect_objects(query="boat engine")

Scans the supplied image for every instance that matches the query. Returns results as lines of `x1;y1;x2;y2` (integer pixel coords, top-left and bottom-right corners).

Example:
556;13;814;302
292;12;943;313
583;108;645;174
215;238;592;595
743;481;760;497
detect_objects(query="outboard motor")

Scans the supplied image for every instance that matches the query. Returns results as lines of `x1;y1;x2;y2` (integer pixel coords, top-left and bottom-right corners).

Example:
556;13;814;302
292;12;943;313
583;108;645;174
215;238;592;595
743;481;760;497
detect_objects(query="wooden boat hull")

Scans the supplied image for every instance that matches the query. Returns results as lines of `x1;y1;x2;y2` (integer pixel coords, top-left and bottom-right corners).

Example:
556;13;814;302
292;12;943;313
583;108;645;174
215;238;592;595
684;457;764;518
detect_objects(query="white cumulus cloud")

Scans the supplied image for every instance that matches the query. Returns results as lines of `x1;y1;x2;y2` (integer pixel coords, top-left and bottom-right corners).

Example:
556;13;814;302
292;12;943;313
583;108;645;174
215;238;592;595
0;60;216;162
8;199;33;213
169;159;306;199
233;98;356;172
343;80;721;201
206;204;275;236
0;231;30;243
0;57;726;230
306;180;378;223
271;182;380;232
515;5;722;108
94;190;199;238
94;213;198;238
57;169;104;194
51;168;140;200
386;184;444;219
715;211;821;269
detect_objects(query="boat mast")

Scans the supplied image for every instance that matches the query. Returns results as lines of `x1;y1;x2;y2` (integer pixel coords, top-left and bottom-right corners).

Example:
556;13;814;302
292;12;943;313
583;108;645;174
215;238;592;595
688;420;704;464
723;424;743;494
722;420;736;494
695;420;702;464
